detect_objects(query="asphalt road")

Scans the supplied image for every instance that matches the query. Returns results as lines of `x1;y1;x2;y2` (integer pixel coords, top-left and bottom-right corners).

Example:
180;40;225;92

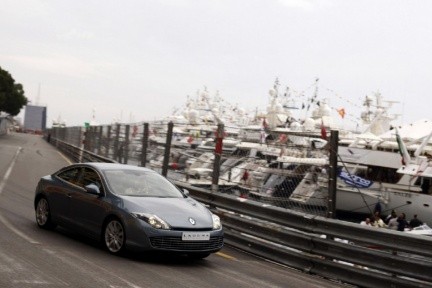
0;132;347;288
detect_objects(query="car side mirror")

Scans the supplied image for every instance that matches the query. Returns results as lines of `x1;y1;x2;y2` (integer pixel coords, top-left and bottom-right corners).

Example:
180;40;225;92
85;183;101;196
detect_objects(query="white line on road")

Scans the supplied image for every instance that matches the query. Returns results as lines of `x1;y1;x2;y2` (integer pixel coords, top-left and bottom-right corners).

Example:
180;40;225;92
57;151;73;165
0;147;22;196
0;146;40;245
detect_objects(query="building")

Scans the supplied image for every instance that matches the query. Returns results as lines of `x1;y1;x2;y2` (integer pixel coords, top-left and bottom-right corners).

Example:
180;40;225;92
24;105;47;133
0;114;14;135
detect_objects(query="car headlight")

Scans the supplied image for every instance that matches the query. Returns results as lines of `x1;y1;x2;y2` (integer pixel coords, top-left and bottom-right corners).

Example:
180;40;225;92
132;212;171;230
212;214;221;230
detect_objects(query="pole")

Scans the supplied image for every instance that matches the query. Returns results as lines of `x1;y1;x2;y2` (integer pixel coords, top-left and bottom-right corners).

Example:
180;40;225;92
141;123;149;167
105;126;112;158
326;130;339;218
97;126;103;156
161;121;173;177
113;124;120;162
124;125;130;164
212;123;224;193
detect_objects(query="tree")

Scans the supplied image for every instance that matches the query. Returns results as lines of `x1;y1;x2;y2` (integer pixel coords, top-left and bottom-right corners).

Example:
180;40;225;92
0;66;28;116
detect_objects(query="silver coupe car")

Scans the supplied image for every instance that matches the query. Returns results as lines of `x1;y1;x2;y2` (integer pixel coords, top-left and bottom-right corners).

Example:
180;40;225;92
34;162;223;258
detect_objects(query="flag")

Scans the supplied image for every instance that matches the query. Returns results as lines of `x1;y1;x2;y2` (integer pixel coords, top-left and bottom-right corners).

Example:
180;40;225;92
187;135;194;144
337;108;346;119
241;170;249;182
132;125;138;138
262;118;270;133
395;128;411;165
320;120;327;140
262;118;269;128
279;134;288;143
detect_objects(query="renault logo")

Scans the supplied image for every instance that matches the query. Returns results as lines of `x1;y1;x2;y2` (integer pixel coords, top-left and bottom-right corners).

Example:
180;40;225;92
189;217;196;225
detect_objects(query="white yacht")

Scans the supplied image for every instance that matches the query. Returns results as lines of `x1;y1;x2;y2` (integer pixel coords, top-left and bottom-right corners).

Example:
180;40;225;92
290;119;432;221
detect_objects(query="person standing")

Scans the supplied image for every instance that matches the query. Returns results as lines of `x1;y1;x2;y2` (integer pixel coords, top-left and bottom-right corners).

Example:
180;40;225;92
360;217;372;226
372;213;386;228
397;213;408;232
388;216;398;230
385;210;397;225
409;214;423;229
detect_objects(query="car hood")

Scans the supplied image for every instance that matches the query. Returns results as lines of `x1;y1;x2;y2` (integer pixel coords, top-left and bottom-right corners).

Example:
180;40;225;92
119;196;213;229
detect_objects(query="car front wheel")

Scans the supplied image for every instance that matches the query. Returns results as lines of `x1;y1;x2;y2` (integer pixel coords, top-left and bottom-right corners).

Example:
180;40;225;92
35;197;56;229
103;219;125;254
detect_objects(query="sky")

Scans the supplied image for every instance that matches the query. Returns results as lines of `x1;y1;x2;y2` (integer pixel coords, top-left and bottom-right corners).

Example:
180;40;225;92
0;0;431;128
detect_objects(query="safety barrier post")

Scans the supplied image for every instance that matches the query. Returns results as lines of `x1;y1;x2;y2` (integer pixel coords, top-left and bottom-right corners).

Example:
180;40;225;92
326;130;339;218
105;126;112;158
161;121;173;177
97;126;103;155
212;123;224;193
141;123;149;167
124;125;130;164
113;124;120;162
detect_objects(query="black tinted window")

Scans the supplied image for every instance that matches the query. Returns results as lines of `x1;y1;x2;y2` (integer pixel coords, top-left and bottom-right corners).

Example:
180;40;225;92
79;168;103;192
57;167;81;185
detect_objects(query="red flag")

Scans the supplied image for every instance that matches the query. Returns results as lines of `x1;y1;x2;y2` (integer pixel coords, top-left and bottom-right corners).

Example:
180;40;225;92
241;170;249;181
337;108;346;119
215;138;223;155
321;121;327;140
279;134;288;143
262;118;268;129
132;125;138;138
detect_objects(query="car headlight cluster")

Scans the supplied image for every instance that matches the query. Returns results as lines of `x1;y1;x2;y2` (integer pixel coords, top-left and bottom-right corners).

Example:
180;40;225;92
212;214;221;230
132;212;171;230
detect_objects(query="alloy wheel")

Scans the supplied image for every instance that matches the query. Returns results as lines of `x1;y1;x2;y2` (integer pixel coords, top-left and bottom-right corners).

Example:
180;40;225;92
104;219;125;254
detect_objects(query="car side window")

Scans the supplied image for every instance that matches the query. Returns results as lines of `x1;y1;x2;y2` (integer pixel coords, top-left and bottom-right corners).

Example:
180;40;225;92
57;167;81;185
78;168;104;193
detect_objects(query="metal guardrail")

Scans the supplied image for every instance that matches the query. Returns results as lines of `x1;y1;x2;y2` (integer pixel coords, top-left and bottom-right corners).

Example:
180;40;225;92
176;182;432;288
48;131;432;288
50;138;116;164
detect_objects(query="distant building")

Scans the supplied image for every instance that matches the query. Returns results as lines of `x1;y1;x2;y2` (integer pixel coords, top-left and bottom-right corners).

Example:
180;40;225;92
0;114;14;135
24;105;47;133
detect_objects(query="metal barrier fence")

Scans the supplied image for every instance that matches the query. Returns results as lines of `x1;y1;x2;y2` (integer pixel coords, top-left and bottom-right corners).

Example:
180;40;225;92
46;123;432;287
181;183;432;288
48;122;331;216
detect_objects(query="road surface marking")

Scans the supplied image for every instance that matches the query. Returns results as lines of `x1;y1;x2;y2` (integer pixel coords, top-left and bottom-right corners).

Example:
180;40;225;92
216;252;236;260
0;147;40;244
0;147;22;196
57;151;73;164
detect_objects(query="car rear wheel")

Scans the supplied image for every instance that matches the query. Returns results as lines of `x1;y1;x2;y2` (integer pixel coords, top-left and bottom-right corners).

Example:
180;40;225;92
35;197;56;229
104;219;125;254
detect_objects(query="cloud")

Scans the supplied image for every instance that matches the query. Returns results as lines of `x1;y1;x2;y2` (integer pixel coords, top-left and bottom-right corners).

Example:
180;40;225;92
278;0;315;10
278;0;333;10
0;53;115;79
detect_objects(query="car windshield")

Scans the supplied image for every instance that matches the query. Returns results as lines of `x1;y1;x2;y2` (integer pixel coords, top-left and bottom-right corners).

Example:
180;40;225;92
103;169;184;197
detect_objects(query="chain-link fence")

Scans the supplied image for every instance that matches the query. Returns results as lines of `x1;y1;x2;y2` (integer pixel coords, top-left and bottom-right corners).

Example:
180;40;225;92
47;121;332;216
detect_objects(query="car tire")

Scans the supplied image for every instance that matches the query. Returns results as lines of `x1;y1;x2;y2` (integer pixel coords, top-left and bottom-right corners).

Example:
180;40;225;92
188;252;210;259
35;197;56;229
103;218;125;254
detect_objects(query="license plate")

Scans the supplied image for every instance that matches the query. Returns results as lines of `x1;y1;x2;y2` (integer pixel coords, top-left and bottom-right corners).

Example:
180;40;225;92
182;232;210;241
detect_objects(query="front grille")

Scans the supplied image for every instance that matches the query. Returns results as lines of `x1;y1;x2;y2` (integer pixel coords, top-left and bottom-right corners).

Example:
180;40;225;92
150;236;223;251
